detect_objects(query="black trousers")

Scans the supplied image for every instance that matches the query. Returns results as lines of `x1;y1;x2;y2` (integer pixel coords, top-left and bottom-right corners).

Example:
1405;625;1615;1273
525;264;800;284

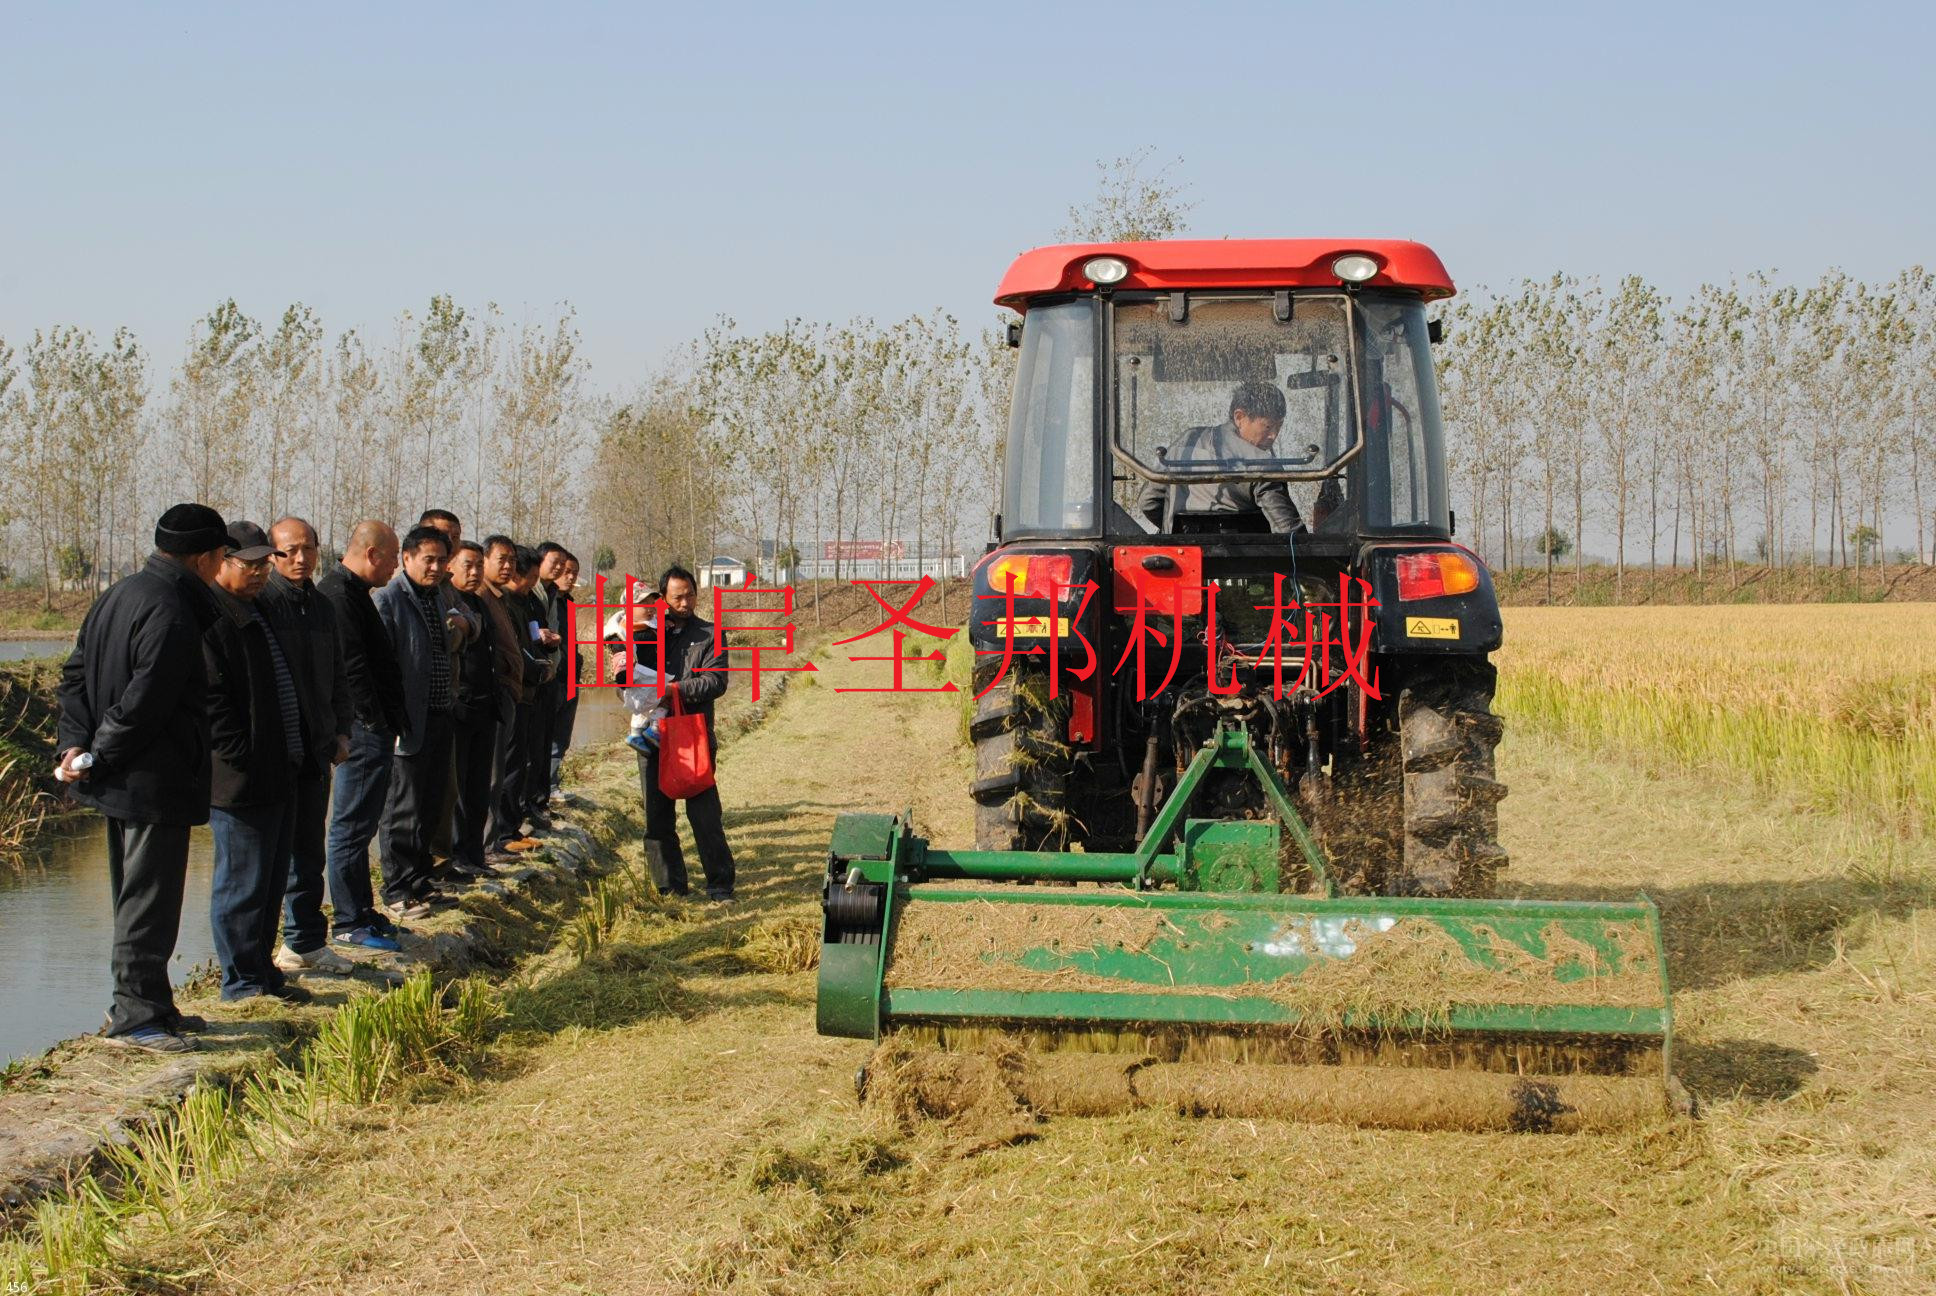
523;688;557;818
450;710;498;869
428;745;457;861
487;697;532;847
281;772;333;953
379;711;456;903
104;817;192;1035
547;693;580;793
636;749;734;898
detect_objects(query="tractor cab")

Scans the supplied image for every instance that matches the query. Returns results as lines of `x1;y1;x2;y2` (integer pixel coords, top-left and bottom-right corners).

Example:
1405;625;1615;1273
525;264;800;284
971;239;1505;894
996;241;1452;552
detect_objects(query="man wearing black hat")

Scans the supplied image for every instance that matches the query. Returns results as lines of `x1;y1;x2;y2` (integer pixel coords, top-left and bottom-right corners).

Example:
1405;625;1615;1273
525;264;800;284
203;521;314;1004
57;503;229;1053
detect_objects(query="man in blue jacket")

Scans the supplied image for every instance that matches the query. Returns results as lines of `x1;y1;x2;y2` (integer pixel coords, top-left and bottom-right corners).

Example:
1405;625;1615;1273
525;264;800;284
56;503;228;1052
372;525;457;918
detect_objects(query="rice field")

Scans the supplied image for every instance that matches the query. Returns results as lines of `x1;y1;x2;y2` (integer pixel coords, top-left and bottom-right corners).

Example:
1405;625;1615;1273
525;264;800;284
7;602;1935;1294
1495;604;1936;838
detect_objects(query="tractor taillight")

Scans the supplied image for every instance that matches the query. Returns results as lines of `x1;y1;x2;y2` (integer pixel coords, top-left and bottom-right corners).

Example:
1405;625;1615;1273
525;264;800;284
1395;552;1481;601
986;553;1074;600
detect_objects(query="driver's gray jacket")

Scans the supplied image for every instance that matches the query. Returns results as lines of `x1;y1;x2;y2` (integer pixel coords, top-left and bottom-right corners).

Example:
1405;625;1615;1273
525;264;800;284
1135;421;1301;533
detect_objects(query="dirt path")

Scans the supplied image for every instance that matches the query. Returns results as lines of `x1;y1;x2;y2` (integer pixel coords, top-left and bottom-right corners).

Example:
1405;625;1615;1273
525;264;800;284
151;651;1931;1296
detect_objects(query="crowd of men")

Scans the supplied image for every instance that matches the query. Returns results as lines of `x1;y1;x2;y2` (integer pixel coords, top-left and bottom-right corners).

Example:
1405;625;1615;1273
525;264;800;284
56;503;591;1053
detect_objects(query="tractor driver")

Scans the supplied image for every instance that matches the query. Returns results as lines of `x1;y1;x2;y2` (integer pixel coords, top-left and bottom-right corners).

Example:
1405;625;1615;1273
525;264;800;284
1135;381;1303;534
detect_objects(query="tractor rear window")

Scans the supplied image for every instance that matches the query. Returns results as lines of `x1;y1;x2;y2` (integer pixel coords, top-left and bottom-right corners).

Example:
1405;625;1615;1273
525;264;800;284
1112;295;1358;534
1003;302;1097;536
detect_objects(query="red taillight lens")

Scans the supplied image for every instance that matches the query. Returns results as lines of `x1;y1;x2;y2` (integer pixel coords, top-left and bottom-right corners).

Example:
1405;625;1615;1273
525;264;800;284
1396;552;1481;601
986;553;1074;599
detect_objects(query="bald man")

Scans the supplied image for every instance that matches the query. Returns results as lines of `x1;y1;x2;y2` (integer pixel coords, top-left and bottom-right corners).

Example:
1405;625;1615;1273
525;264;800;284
317;520;409;951
261;517;356;976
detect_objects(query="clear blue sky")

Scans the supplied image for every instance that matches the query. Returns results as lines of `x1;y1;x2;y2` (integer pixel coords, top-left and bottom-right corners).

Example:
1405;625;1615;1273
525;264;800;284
3;0;1931;384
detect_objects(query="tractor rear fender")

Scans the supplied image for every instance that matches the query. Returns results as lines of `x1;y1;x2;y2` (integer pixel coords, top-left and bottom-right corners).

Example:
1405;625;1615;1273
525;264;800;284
1354;542;1504;655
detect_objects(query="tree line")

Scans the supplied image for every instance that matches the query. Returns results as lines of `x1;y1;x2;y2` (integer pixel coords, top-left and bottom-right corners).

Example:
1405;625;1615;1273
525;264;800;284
1437;268;1936;597
0;297;591;605
585;313;1008;601
7;245;1930;616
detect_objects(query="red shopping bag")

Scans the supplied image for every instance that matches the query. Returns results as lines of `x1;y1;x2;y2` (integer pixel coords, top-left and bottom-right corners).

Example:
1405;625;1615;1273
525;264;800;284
657;689;715;799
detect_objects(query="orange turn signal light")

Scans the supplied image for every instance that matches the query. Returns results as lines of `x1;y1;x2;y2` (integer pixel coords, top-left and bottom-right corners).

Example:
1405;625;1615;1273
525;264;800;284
985;553;1074;600
1395;551;1481;601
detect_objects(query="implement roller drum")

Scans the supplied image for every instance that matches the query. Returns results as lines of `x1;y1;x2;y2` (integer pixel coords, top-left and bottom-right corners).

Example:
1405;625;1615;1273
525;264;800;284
825;880;885;944
872;1046;1679;1134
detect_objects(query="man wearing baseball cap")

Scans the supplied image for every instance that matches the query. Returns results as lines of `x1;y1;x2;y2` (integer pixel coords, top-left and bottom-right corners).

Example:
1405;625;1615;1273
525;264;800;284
203;521;313;1005
57;503;229;1053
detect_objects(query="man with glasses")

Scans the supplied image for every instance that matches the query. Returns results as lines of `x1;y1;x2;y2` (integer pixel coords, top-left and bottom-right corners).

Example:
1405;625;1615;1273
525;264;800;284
260;517;356;978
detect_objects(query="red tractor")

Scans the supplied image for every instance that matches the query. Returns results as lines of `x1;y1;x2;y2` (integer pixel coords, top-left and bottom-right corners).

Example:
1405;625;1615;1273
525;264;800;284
968;239;1506;898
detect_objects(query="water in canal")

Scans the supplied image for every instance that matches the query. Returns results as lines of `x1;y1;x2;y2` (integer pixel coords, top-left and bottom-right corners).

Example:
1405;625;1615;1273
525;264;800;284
0;663;629;1067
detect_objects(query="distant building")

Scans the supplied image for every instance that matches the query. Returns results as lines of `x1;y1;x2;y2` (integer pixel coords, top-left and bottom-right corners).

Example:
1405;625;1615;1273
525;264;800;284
697;556;752;590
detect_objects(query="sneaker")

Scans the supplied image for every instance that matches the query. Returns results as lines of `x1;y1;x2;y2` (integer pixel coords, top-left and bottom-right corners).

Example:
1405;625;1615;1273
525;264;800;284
275;943;355;976
502;837;543;853
166;1012;209;1034
104;1025;195;1053
381;898;434;923
267;983;315;1005
448;860;498;879
552;789;578;806
707;894;737;905
367;913;407;940
333;926;402;953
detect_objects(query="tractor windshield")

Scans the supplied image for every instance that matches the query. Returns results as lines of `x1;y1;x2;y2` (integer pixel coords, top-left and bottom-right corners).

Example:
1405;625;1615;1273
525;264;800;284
1110;292;1448;536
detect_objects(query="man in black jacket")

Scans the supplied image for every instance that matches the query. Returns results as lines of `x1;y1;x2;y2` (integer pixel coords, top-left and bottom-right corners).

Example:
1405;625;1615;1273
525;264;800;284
57;503;228;1052
479;536;532;857
619;564;735;900
319;520;407;951
524;542;570;827
444;541;501;879
545;552;585;804
204;522;313;1004
261;516;355;977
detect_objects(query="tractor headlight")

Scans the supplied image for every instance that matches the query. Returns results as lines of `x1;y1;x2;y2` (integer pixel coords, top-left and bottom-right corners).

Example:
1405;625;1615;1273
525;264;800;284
1083;256;1130;285
1331;253;1379;283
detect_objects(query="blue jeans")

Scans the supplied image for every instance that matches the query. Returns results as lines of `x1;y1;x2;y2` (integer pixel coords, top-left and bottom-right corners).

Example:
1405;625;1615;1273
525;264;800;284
281;772;333;953
210;799;298;999
327;723;393;933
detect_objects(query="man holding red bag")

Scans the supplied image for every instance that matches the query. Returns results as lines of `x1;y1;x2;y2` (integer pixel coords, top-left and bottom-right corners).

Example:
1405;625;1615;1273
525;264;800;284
617;564;735;901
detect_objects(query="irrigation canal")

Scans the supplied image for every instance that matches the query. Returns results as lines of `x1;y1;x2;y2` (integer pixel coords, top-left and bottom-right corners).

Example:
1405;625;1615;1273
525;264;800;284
1;632;630;1066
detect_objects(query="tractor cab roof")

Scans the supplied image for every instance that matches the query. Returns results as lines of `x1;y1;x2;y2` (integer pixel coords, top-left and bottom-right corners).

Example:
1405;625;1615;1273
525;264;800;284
994;238;1454;309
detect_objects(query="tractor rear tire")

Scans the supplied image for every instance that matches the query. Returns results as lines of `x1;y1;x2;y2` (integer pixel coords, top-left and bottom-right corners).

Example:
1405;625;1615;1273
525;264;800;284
969;662;1073;852
1397;660;1508;896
